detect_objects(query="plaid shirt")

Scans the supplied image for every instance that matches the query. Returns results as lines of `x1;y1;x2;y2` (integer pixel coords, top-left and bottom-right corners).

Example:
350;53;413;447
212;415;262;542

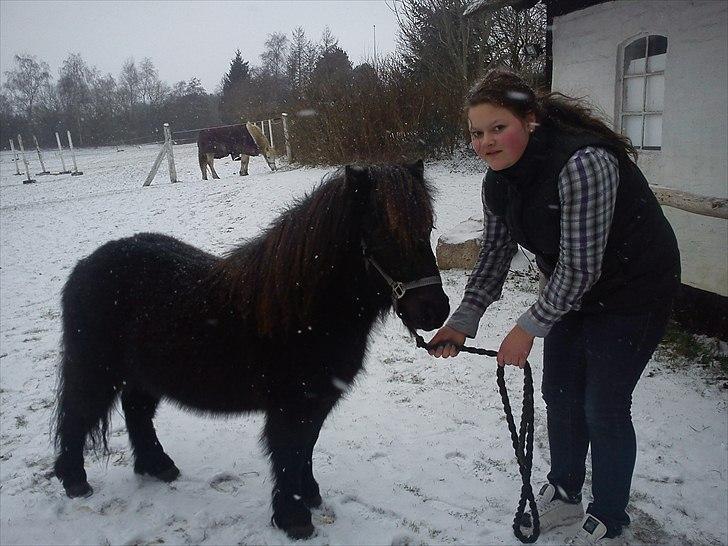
447;147;620;338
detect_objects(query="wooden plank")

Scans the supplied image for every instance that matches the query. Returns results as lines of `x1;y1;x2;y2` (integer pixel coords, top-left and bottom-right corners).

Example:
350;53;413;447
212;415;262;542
143;145;168;186
651;185;728;220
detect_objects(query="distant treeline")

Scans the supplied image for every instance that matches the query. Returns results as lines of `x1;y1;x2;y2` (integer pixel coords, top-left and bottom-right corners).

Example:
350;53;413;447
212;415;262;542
1;0;546;164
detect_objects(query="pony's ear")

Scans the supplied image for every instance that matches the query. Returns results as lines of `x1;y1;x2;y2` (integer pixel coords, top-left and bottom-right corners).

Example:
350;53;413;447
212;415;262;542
405;159;424;180
345;164;371;194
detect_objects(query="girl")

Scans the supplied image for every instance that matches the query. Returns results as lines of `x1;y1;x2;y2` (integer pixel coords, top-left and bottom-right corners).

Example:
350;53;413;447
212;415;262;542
428;69;680;544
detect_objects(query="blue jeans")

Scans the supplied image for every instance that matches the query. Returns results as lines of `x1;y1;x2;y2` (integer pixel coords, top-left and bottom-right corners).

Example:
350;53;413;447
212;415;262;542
542;306;671;536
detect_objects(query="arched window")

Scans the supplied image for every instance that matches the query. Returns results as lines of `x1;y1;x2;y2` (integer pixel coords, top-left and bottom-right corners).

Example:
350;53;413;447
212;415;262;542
619;35;667;150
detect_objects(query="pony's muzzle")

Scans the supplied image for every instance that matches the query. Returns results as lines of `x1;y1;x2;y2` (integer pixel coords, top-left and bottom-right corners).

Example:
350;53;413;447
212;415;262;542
400;287;449;332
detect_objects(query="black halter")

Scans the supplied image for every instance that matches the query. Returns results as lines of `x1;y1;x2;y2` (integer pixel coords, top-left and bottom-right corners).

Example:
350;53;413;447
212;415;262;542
361;240;442;302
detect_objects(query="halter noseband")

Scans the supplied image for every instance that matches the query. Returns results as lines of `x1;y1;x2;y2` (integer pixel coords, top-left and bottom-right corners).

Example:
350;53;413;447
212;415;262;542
361;240;442;301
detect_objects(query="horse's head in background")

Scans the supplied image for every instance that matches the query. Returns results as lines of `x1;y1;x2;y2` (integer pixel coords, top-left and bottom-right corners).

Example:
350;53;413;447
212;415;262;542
246;121;277;172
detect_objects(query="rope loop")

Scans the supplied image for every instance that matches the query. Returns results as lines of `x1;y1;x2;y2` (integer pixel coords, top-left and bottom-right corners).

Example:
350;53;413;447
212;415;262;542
414;334;540;543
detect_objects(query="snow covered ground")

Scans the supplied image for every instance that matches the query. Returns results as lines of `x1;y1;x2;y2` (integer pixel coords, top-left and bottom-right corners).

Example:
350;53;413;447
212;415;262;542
1;143;726;545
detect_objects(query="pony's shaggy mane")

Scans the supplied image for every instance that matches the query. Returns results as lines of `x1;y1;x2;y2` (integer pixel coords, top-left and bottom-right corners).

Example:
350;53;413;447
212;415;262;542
246;121;273;154
212;164;436;337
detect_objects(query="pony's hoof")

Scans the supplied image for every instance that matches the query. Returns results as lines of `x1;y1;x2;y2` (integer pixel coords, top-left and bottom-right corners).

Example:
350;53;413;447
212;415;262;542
134;464;180;482
64;481;93;498
303;493;322;508
284;523;315;540
134;455;180;482
272;508;315;539
154;465;180;482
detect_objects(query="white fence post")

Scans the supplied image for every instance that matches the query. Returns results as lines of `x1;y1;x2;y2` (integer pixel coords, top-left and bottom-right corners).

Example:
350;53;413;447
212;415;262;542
17;135;36;184
268;118;274;149
164;123;178;183
144;123;178;186
143;145;168;187
55;132;71;173
67;131;83;176
281;112;292;163
33;135;50;175
9;139;21;176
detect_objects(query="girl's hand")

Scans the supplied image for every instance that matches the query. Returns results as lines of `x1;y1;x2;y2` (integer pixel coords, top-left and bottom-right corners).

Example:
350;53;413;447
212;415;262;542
497;325;534;368
427;326;466;358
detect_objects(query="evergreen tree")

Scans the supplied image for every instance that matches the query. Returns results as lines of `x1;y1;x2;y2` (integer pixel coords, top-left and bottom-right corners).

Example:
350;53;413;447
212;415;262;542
219;49;251;122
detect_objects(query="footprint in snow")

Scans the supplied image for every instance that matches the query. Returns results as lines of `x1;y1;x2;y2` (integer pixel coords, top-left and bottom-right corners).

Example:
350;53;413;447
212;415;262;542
312;503;336;525
99;497;127;516
209;471;242;494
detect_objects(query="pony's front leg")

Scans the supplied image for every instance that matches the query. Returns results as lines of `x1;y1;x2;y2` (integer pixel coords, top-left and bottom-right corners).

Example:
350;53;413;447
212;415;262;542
239;154;250;176
301;441;322;508
300;402;337;509
264;408;319;539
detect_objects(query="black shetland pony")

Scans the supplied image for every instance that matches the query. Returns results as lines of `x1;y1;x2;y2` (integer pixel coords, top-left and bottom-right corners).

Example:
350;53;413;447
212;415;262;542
53;161;449;539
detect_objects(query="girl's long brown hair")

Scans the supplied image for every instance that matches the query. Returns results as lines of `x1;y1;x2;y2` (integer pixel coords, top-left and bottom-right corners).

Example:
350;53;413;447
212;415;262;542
465;68;637;161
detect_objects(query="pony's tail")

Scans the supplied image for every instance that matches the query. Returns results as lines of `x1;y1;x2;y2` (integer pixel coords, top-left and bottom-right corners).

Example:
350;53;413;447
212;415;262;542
53;361;112;457
52;270;117;457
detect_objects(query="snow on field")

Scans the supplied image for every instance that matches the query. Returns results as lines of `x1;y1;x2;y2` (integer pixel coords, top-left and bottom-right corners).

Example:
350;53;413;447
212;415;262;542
0;144;726;545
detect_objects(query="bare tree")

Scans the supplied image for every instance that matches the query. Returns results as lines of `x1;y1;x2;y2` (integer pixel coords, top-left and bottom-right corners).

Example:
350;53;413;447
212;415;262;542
118;58;141;111
489;4;547;79
58;53;96;145
261;32;289;79
138;57;168;105
2;53;51;124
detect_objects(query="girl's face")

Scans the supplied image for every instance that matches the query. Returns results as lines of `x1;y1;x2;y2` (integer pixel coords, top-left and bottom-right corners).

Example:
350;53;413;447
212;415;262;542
468;103;535;171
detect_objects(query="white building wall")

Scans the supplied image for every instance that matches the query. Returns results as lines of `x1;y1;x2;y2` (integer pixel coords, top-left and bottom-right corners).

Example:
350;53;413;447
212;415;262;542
551;0;727;296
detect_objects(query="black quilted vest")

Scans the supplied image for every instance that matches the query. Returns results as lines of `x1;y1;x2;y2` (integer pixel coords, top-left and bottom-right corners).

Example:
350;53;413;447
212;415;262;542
483;124;680;314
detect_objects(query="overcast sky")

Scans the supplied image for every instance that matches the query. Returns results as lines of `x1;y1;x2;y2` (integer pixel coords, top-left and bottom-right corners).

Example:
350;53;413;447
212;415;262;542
0;0;401;92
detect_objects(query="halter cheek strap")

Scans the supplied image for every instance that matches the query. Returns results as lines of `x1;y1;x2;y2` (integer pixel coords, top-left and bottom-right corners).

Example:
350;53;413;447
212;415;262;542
361;240;442;300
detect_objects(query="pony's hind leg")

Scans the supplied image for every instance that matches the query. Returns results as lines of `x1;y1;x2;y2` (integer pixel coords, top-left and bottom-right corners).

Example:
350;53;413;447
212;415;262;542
121;389;179;482
54;356;118;498
206;153;220;179
198;151;208;180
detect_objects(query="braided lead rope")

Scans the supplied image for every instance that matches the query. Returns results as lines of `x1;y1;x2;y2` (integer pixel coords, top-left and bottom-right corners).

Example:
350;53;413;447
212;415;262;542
414;334;540;543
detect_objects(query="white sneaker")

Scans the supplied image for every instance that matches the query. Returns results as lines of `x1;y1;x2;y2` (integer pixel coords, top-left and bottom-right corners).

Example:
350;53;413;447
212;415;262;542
569;514;629;545
533;482;584;533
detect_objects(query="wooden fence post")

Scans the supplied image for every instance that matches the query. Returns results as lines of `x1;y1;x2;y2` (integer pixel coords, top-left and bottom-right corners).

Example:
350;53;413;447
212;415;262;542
33;135;51;175
144;123;178;186
55;132;71;174
164;123;178;183
281;112;292;162
9;139;21;176
17;135;36;184
67;131;83;176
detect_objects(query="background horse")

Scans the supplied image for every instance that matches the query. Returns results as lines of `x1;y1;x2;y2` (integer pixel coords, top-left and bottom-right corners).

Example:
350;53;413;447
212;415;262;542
53;160;449;539
197;121;277;180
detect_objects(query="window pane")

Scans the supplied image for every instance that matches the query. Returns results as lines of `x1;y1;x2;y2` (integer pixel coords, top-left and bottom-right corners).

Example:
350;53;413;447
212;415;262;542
624;77;645;111
648;52;666;72
644;114;662;148
623;115;643;147
624;37;647;74
648;35;667;57
646;74;665;111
